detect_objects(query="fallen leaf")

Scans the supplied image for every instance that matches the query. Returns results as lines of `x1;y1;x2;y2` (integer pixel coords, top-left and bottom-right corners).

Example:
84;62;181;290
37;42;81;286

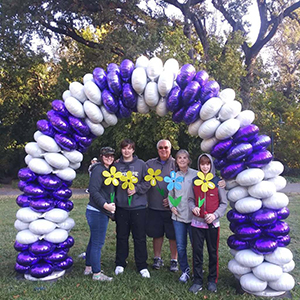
13;296;20;299
76;283;80;287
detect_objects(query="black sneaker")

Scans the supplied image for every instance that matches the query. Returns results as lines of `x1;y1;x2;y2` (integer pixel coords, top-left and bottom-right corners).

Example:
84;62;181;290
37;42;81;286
189;283;203;294
152;257;164;270
207;282;217;293
169;259;178;272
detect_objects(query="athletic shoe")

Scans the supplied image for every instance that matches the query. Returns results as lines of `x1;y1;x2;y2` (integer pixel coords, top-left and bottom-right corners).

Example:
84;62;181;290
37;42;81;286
170;259;178;272
179;268;190;283
189;283;203;294
92;271;113;281
140;269;150;278
83;269;92;275
207;282;217;292
115;266;124;275
152;257;164;270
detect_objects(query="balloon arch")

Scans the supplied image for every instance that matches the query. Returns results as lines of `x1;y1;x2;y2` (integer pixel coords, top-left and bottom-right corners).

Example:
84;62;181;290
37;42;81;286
14;56;294;295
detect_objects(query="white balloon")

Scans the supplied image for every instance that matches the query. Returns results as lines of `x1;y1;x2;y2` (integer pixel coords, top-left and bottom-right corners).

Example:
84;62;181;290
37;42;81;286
83;73;94;84
84;100;104;123
268;273;295;291
28;158;53;175
282;260;295;273
252;262;283;282
262;192;289;210
64;96;85;118
131;67;147;95
137;95;150;114
84;81;102;105
16;207;42;223
262;161;284;179
29;219;57;235
163;58;179;79
44;229;69;244
25;142;45;157
198;117;221;139
264;247;293;266
226;179;239;190
43;153;70;169
58;217;75;231
14;219;29;231
248;181;276;199
235;196;262;213
235;249;264;268
200;97;223;121
218;100;242;121
146;57;163;81
157;70;174;97
61;150;83;164
16;229;39;245
100;106;118;126
200;137;219;152
135;55;149;69
85;118;104;136
227;186;249;202
144;82;159;107
236;168;265;187
235;110;255;127
43;208;69;223
69;81;87;103
215;119;240;140
240;273;267;293
218;88;235;103
156;97;168;117
36;135;61;153
62;90;71;101
188;119;203;136
33;131;43;142
69;162;81;170
228;259;251;275
24;154;33;165
53;167;76;181
267;176;287;191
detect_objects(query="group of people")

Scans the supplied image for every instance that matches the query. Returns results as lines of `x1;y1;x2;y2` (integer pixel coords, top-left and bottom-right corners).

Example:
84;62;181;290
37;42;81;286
83;139;228;294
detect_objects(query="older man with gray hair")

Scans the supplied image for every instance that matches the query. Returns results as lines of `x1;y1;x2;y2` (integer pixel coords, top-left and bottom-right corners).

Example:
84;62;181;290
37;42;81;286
146;139;178;272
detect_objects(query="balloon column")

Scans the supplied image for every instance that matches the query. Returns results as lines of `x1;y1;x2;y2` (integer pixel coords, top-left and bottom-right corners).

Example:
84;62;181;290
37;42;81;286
14;56;294;293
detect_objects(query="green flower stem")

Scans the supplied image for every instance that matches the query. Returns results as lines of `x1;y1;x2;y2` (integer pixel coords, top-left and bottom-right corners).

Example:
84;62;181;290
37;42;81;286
156;187;165;197
110;192;115;203
128;195;133;206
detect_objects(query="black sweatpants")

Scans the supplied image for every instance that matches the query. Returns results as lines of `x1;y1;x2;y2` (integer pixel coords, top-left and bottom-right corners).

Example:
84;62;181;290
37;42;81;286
115;207;148;271
191;225;220;285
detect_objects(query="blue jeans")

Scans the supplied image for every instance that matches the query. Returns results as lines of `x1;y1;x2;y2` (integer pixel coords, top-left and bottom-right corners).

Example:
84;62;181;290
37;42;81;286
85;209;109;273
173;220;192;272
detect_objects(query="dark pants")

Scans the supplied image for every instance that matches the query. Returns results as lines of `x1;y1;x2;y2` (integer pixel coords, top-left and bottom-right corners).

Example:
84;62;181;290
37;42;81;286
115;207;148;271
191;225;220;285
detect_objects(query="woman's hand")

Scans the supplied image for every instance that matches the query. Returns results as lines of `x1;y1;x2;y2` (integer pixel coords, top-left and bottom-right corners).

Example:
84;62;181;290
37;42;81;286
127;187;136;196
104;202;116;213
171;207;178;216
204;213;216;224
192;207;200;216
218;179;226;189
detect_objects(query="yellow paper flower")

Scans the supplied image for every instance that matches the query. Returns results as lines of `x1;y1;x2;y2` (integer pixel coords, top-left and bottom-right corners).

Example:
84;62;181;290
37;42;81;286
120;171;138;190
194;172;215;192
102;166;122;186
144;168;163;186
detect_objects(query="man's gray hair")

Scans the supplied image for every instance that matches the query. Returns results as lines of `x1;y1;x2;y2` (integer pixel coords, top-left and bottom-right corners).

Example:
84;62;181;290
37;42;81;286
156;139;172;149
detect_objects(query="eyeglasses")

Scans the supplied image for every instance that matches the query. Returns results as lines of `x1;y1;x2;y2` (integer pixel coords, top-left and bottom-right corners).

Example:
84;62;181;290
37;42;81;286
103;154;114;158
158;146;169;150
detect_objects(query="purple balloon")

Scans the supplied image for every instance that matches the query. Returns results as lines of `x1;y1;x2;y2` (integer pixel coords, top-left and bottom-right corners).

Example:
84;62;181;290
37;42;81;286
18;168;37;182
277;235;291;247
54;133;77;151
211;139;233;159
220;162;245;179
246;150;273;168
117;98;132;118
52;100;69;117
18;180;27;192
15;262;30;274
250;209;278;227
176;64;196;89
120;59;134;82
16;194;31;207
166;86;182;112
77;144;89;153
17;251;40;266
172;106;186;123
201;80;220;103
38;174;62;190
30;262;54;278
107;71;122;96
68;115;91;137
214;158;228;170
107;63;120;74
56;200;74;212
251;238;278;255
44;249;68;263
227;235;249;250
183;101;202;125
264;220;290;238
93;67;107;90
251;135;272;152
56;236;75;249
53;187;72;200
276;207;290;220
14;241;29;252
227;143;253;161
73;134;93;147
234;224;261;240
23;184;47;198
37;119;55;137
227;210;248;224
194;70;209;88
54;256;73;271
102;89;119;113
182;81;201;107
29;240;55;257
122;83;137;109
233;124;259;143
61;180;73;188
30;198;55;213
47;110;72;134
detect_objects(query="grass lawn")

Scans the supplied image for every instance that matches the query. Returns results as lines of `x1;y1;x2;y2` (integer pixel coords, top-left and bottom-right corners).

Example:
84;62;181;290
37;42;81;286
0;194;299;300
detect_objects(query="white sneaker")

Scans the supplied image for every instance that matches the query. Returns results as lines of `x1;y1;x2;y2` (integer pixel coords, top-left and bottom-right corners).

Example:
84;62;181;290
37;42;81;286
115;266;124;275
140;268;150;278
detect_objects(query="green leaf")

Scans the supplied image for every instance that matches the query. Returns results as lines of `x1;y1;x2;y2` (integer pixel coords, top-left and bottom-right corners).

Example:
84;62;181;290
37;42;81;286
198;197;205;208
156;187;165;197
168;195;182;207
